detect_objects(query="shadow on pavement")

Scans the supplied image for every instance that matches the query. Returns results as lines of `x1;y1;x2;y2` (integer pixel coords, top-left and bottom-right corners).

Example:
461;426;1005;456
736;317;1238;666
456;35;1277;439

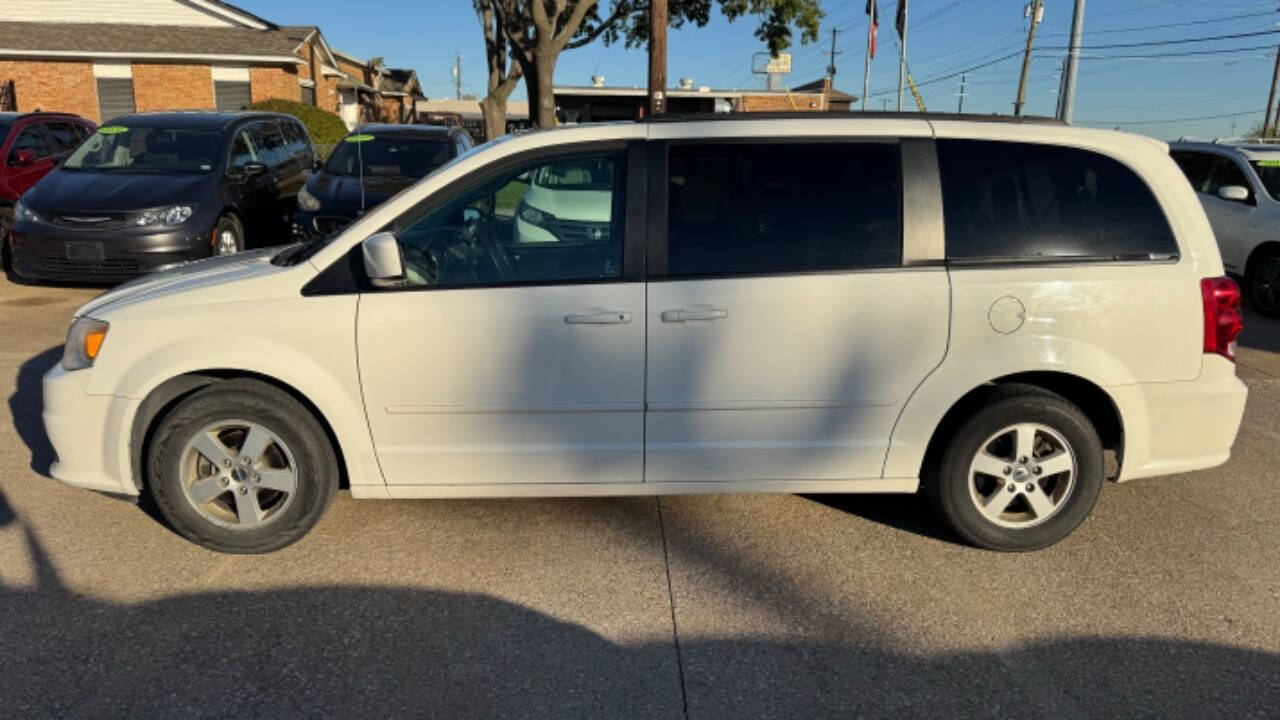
0;487;1276;719
8;346;60;477
802;492;957;544
1238;304;1280;354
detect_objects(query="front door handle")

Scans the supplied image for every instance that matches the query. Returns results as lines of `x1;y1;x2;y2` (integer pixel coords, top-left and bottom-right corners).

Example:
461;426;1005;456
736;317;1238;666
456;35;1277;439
660;307;728;323
565;311;632;325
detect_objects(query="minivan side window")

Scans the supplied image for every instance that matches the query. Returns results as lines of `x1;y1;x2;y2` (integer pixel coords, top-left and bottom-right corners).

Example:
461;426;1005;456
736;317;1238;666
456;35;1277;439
1171;150;1215;193
228;128;258;169
281;121;308;158
937;140;1179;261
390;150;625;289
664;142;902;277
9;125;53;162
1204;156;1253;201
250;122;289;168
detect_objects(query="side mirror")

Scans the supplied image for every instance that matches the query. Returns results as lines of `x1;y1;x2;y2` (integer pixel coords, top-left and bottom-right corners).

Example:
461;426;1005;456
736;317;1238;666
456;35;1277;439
241;161;268;178
362;231;405;288
1217;185;1250;202
10;149;35;166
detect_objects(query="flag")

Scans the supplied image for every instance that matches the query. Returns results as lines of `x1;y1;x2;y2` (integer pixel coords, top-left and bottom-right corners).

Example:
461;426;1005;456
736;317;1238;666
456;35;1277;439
865;0;879;59
896;0;907;39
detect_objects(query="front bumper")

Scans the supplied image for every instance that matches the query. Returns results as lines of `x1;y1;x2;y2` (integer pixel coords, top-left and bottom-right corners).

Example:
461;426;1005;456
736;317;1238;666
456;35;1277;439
43;363;139;495
11;220;213;283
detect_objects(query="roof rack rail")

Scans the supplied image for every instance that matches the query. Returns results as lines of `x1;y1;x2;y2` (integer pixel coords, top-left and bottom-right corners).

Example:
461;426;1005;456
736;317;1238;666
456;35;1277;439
642;111;1067;125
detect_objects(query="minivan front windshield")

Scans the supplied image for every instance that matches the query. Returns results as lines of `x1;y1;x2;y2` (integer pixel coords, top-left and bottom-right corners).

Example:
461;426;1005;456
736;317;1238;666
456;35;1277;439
64;125;222;173
1250;160;1280;200
325;135;453;179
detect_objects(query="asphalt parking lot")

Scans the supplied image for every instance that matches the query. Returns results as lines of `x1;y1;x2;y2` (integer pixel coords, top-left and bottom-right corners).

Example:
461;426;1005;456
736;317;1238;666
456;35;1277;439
1;272;1278;719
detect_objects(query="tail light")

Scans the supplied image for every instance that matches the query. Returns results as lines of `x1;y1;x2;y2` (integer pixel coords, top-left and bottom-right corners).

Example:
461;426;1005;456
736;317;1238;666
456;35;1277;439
1201;276;1243;361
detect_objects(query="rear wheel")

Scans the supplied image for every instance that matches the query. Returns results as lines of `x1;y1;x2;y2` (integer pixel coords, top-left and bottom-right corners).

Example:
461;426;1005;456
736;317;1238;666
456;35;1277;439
1246;246;1280;318
147;379;338;553
212;214;244;256
926;385;1104;551
1;207;12;271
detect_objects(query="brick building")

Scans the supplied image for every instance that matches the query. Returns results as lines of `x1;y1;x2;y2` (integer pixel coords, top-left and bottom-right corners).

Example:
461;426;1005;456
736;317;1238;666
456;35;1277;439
0;0;421;125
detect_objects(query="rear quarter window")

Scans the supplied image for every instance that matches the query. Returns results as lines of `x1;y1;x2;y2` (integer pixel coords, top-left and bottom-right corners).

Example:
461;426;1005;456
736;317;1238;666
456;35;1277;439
937;140;1179;262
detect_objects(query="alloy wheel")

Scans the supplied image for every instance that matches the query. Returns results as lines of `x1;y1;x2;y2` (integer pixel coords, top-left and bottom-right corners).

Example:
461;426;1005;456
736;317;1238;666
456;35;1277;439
179;420;298;529
1254;256;1280;312
214;229;240;256
967;423;1077;529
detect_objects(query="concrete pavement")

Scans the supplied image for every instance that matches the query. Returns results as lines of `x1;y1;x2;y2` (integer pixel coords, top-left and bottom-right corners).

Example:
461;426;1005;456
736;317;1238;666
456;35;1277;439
1;273;1278;718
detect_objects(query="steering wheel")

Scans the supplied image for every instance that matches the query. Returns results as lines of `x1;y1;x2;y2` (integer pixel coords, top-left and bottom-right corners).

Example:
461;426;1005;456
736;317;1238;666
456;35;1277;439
467;213;514;280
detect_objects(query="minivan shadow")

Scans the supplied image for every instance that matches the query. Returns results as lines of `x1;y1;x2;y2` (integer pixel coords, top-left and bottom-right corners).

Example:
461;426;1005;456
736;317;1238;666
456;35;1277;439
801;492;956;544
8;346;61;477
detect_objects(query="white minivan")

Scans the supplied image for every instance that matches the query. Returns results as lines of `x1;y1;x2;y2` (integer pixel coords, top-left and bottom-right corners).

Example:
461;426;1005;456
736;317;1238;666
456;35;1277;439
43;115;1248;554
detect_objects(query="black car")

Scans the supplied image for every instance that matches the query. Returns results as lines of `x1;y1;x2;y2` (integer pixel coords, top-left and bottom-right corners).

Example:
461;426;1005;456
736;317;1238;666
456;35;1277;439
10;111;314;282
293;124;472;239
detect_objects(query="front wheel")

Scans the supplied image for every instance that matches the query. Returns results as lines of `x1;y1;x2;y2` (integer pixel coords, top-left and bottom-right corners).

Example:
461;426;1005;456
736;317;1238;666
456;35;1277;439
212;214;244;256
1247;246;1280;318
926;385;1104;551
147;379;338;553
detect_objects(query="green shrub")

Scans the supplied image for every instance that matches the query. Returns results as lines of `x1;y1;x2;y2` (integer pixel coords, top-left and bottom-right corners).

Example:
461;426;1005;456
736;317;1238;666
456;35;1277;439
249;99;348;148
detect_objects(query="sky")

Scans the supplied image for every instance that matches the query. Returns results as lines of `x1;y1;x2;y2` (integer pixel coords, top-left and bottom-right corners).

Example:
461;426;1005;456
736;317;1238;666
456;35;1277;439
261;0;1280;140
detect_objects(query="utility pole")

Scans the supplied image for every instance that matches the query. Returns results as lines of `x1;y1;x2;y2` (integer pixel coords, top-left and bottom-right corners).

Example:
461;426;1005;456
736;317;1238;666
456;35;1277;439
1014;0;1044;117
897;0;909;112
862;1;875;110
957;73;967;113
1059;0;1085;122
648;0;668;115
1265;46;1280;137
454;53;462;100
827;27;841;77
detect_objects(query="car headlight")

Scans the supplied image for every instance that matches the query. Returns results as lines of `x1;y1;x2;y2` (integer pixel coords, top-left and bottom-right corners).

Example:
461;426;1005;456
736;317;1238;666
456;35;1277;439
134;205;194;227
297;186;321;211
13;199;46;225
517;201;551;226
62;317;110;371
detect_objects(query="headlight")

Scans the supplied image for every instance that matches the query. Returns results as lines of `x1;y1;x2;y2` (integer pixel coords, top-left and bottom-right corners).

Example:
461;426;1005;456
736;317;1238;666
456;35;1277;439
134;205;194;226
13;200;46;225
62;317;110;371
297;186;321;211
517;201;551;226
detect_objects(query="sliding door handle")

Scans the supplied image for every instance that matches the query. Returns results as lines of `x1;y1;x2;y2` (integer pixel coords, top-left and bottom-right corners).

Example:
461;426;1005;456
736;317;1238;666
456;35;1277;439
660;307;728;323
565;311;632;324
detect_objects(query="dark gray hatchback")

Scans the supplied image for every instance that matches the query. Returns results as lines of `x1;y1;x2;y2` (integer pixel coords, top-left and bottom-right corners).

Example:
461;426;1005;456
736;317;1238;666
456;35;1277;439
10;110;313;283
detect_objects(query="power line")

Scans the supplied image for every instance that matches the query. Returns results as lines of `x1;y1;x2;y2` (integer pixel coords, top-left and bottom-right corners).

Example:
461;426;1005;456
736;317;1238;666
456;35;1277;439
1076;108;1263;125
1039;9;1273;37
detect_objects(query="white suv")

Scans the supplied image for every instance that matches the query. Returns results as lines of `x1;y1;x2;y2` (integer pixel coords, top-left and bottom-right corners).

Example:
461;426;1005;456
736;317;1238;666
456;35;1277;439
43;116;1248;554
1170;140;1280;316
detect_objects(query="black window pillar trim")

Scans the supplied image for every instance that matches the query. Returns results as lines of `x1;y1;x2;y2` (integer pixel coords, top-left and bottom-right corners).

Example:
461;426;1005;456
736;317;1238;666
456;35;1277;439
645;140;669;277
900;138;945;265
622;140;647;281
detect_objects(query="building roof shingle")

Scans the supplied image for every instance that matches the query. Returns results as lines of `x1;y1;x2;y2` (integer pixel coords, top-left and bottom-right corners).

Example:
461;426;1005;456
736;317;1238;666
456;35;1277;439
0;21;309;62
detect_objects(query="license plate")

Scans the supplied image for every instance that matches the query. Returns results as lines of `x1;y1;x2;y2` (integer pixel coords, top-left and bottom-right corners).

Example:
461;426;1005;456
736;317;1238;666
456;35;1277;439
65;241;105;262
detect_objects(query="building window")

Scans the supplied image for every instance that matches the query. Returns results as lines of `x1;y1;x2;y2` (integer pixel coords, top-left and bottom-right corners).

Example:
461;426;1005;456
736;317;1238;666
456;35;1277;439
93;63;135;122
301;85;316;106
212;65;252;112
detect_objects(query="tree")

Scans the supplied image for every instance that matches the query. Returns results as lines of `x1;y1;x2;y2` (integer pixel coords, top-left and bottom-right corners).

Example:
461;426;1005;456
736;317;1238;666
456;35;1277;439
478;0;823;129
476;2;527;140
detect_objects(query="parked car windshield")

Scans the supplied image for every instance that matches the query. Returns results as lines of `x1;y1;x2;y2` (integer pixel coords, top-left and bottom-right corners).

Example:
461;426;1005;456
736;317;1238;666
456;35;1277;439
325;135;453;179
63;126;222;173
1250;160;1280;200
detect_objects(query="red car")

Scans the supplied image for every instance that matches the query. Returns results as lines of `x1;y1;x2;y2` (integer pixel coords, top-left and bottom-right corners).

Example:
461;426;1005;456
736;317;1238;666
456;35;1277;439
1;112;96;269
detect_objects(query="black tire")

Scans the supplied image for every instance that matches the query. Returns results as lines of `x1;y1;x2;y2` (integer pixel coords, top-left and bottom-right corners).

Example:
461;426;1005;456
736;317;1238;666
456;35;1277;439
212;214;244;256
1;207;12;272
1246;245;1280;318
147;379;338;553
925;385;1104;552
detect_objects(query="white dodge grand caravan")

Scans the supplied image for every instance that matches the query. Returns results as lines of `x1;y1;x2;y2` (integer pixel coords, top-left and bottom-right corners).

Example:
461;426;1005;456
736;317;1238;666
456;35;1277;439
43;115;1248;554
